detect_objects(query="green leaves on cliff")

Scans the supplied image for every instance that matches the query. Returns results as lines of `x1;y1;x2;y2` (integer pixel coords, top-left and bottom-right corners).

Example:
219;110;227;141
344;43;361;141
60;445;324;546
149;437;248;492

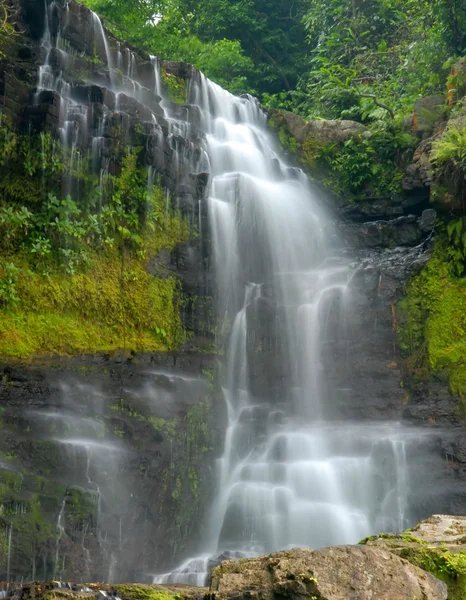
0;124;190;357
0;263;21;307
399;241;466;397
432;126;466;168
446;218;466;277
295;0;452;120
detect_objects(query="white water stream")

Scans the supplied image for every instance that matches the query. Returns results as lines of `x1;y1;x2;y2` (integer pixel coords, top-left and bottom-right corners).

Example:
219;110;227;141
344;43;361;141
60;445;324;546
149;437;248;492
36;2;422;585
154;75;418;585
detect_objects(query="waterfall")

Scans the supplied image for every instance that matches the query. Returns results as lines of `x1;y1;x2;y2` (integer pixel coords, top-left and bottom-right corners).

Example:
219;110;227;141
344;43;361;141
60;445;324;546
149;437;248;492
153;75;416;585
32;1;429;585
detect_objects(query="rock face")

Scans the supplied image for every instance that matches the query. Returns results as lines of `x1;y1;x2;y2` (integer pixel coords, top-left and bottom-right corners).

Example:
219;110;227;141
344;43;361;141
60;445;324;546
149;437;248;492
271;110;368;145
0;0;223;582
211;546;447;600
413;95;447;135
362;515;466;600
0;354;221;582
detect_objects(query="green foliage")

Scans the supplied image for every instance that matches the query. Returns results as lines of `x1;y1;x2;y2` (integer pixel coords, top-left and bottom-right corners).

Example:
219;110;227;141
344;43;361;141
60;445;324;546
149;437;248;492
0;263;21;308
296;0;451;121
398;241;466;397
176;0;308;94
0;0;16;57
445;218;466;276
432;126;466;169
434;0;466;54
274;115;415;198
330;136;376;192
161;68;186;104
0;126;190;358
193;38;255;94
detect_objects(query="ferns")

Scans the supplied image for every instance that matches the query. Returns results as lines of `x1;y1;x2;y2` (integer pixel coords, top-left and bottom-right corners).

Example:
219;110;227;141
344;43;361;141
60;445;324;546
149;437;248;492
431;126;466;168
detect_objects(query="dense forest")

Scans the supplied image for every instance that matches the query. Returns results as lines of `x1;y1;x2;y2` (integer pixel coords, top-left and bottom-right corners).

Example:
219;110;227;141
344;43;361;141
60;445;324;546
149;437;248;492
82;0;466;119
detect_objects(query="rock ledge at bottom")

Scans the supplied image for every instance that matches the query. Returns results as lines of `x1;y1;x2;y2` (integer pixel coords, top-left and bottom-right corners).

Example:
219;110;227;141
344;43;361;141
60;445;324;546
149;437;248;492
211;545;447;600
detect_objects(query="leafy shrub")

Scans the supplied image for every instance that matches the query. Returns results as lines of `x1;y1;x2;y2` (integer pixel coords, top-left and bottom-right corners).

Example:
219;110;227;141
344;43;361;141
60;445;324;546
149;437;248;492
445;218;466;276
431;126;466;168
0;263;21;307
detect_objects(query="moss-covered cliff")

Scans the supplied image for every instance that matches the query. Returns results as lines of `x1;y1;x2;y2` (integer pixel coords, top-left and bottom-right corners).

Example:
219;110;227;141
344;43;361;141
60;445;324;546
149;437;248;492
0;0;215;359
0;0;221;582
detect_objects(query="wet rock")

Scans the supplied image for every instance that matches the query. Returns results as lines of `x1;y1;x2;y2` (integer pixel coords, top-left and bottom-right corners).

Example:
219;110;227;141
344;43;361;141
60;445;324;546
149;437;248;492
340;197;404;221
419;208;437;232
25;99;61;134
211;546;447;600
163;60;195;81
413;95;447;135
0;352;219;581
115;93;155;122
402;139;434;192
270;109;368;145
341;215;422;248
71;84;116;110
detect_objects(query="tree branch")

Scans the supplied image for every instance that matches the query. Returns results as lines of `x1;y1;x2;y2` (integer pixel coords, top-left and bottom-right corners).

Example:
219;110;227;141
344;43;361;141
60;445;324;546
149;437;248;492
358;92;395;119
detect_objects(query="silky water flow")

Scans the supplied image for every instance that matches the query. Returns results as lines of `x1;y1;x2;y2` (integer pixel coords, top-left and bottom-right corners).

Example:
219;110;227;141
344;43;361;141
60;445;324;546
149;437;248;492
35;1;428;585
153;76;424;585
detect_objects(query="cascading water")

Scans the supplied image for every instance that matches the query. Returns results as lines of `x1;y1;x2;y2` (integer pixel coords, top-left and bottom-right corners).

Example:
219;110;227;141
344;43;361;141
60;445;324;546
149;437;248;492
153;76;422;585
31;0;443;585
36;0;207;208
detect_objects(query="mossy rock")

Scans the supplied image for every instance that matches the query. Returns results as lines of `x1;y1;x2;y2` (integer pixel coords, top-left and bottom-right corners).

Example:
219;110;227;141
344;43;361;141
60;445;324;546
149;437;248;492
361;515;466;600
398;242;466;398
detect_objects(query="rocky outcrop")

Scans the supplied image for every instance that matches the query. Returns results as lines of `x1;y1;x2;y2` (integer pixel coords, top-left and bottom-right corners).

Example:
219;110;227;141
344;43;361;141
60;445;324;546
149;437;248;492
271;110;369;145
362;515;466;600
2;516;466;598
211;545;447;600
412;95;447;135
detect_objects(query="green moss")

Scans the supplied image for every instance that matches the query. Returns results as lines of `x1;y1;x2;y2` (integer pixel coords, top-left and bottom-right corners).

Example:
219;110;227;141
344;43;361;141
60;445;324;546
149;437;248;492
0;129;190;357
114;585;179;600
64;488;96;535
398;242;466;397
187;396;216;456
149;417;178;437
0;470;64;578
359;532;428;545
398;548;466;600
0;257;184;357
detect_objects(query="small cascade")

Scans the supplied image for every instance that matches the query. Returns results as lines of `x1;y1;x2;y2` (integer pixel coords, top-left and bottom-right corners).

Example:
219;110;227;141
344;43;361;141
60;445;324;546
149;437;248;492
53;499;66;580
6;525;12;583
91;11;115;88
31;378;127;582
35;0;207;216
